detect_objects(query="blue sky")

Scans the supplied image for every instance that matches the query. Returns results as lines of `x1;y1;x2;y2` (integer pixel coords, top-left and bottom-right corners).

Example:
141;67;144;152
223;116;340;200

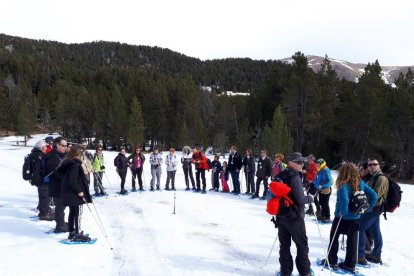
1;0;413;65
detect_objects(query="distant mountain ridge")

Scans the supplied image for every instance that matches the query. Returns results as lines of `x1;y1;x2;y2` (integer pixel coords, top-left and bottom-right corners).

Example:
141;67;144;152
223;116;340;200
280;55;413;84
1;34;412;88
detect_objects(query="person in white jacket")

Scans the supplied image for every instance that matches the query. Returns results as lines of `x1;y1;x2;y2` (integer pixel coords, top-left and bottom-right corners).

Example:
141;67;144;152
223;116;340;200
149;147;163;191
165;148;178;191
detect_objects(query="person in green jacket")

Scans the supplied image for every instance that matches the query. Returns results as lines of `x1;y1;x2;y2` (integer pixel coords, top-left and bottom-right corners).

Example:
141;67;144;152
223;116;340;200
91;145;106;196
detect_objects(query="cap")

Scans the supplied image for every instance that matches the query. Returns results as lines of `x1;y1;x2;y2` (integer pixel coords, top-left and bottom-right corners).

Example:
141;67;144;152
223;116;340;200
317;158;325;164
45;136;54;144
287;152;306;162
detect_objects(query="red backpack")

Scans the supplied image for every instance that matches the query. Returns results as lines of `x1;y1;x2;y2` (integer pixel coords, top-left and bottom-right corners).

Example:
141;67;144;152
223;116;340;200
266;181;294;215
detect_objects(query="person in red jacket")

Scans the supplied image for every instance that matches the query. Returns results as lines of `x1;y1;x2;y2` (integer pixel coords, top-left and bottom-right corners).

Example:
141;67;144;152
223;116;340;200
192;146;208;194
304;154;321;216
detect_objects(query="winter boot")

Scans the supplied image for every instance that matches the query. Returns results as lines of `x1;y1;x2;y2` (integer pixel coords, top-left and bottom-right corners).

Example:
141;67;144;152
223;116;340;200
150;186;155;192
251;193;259;199
139;186;145;191
131;187;137;192
39;213;54;221
357;257;368;266
73;231;91;243
165;186;170;191
366;254;383;264
338;262;355;273
54;222;69;233
305;205;314;216
156;186;160;191
68;231;77;240
185;186;190;191
201;189;207;194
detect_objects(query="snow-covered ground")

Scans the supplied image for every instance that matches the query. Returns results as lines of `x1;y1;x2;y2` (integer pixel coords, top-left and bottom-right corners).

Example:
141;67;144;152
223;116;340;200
1;134;414;276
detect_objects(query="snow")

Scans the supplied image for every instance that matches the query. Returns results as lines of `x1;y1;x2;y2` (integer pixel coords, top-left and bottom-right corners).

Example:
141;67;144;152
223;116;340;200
1;134;414;275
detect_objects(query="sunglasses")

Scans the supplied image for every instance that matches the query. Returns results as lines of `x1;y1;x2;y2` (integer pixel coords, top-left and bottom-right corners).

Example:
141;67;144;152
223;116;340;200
368;163;379;167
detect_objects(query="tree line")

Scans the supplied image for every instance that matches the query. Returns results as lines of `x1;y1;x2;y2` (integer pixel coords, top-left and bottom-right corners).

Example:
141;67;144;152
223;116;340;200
1;34;414;179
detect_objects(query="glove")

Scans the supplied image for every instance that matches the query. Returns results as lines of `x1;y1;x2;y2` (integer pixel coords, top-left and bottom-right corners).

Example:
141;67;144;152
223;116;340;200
100;165;105;170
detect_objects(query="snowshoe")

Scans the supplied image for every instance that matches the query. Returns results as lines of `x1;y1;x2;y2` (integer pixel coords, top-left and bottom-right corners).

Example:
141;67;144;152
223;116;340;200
201;190;207;194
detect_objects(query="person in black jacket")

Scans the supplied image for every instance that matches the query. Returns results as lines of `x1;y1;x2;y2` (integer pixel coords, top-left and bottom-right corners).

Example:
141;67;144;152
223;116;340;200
30;140;53;221
58;145;92;241
127;146;146;191
251;149;272;199
242;149;256;195
45;137;68;233
273;152;314;276
210;155;222;192
228;145;243;194
114;147;129;194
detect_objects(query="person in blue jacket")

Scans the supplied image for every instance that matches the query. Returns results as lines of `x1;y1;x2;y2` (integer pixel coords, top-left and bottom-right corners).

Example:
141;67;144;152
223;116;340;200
320;162;377;274
313;158;334;223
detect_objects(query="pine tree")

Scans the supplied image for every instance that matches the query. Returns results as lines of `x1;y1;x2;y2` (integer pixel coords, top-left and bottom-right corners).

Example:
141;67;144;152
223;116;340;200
127;96;145;147
263;105;293;156
16;103;33;146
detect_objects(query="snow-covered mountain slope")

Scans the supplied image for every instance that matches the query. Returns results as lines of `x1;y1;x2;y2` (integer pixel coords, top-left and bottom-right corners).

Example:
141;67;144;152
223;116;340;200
281;55;413;84
1;135;413;275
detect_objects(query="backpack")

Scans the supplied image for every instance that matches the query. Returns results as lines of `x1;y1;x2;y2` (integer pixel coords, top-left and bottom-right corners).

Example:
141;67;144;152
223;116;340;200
206;158;212;170
266;181;294;215
22;154;33;181
349;190;370;215
378;175;402;220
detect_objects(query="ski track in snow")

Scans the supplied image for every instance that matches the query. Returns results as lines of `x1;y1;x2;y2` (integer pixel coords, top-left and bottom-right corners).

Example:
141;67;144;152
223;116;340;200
1;134;414;276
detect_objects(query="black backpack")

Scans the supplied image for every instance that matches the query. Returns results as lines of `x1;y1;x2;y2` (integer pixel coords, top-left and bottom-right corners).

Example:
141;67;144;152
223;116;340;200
206;158;212;170
377;175;402;220
349;190;370;215
22;154;33;181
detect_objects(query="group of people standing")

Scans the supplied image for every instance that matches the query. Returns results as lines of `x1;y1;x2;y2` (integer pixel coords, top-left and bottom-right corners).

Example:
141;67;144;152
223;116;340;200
27;138;390;270
28;137;92;242
266;152;388;276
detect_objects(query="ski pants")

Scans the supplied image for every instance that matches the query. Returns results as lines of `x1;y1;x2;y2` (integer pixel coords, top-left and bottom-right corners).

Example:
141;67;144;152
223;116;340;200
183;166;195;188
230;170;240;193
68;205;82;234
195;169;206;190
131;168;143;188
118;170;127;191
37;184;50;217
151;166;161;188
254;177;268;197
212;172;220;189
358;211;383;258
53;196;66;229
93;172;104;194
277;217;311;276
306;183;321;211
319;188;331;218
245;171;255;194
165;171;176;189
327;217;359;267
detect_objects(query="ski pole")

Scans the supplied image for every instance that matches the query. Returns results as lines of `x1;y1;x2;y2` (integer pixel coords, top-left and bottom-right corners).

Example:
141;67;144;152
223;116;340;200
83;199;113;250
92;202;108;236
264;230;279;267
94;173;108;197
311;204;333;276
321;215;343;276
172;192;176;215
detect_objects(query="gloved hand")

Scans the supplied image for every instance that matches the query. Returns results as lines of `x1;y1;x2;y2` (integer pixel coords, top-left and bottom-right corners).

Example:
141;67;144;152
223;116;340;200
100;165;105;170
